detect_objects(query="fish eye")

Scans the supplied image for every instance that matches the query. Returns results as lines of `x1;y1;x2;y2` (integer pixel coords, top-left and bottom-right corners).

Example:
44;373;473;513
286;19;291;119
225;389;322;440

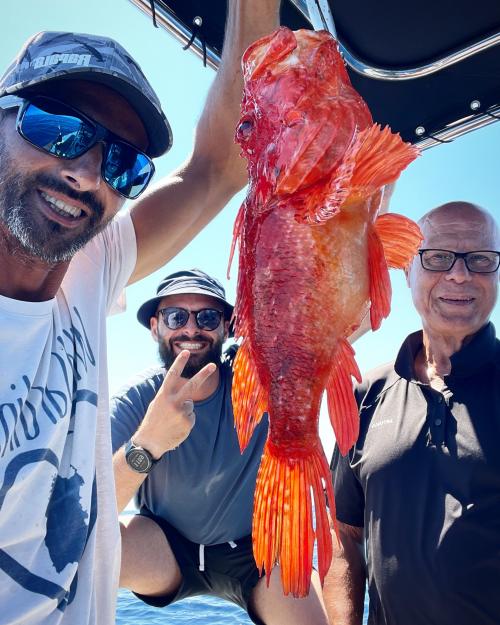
237;119;253;139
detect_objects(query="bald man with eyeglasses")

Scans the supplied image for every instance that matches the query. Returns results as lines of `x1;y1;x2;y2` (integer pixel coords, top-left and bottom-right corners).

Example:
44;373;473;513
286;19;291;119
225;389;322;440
323;202;500;625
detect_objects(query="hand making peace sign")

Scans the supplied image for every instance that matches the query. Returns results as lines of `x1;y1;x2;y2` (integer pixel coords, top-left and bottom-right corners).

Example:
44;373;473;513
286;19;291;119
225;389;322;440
133;350;217;460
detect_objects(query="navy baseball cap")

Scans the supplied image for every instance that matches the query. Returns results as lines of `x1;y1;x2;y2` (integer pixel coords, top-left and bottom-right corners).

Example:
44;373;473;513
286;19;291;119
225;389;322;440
0;30;172;157
137;269;234;330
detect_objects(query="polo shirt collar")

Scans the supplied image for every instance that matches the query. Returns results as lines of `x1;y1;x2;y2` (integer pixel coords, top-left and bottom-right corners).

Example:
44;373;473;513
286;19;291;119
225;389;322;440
394;322;497;381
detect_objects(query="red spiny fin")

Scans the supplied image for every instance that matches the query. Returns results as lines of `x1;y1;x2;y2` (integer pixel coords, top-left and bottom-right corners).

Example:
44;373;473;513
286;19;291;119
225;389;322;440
368;226;391;331
325;338;362;456
227;203;244;280
252;441;335;597
231;339;268;452
347;125;419;201
374;213;423;269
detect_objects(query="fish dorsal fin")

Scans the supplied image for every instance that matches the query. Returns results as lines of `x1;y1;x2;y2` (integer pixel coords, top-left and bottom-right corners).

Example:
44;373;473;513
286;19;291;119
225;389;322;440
374;213;423;269
292;124;418;225
325;338;362;456
347;124;419;200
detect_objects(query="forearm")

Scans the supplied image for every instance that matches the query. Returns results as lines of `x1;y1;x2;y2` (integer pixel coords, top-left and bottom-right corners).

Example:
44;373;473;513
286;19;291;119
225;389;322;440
129;1;281;282
323;524;366;625
113;447;148;513
191;0;281;190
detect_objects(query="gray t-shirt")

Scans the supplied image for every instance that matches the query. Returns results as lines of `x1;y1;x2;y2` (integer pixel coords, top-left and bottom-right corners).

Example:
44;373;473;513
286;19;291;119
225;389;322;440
111;360;269;545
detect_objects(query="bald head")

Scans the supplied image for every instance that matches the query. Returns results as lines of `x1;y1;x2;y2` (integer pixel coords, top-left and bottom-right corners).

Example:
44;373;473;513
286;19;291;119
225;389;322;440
407;200;499;343
418;202;499;250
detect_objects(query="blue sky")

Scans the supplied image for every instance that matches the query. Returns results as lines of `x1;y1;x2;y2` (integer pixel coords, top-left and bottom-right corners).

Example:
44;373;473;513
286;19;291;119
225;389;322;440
2;0;499;459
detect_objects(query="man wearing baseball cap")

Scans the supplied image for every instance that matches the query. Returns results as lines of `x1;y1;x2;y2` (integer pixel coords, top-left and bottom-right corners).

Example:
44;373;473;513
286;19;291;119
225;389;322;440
0;3;281;624
110;269;330;624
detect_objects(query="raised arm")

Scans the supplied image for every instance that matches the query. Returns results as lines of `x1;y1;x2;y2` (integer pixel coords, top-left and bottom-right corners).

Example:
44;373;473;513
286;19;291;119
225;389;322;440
128;1;281;283
323;522;366;625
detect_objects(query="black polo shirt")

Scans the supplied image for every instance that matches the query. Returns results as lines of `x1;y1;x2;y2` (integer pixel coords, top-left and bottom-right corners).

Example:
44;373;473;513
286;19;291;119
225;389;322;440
332;322;500;625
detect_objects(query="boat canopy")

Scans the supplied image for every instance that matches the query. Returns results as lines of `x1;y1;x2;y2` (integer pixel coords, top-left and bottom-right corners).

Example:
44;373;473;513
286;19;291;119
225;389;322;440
129;0;500;149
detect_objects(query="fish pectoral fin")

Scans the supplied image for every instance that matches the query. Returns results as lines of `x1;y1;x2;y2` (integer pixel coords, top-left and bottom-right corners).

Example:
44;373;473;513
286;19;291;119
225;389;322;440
368;226;391;331
294;146;356;225
253;441;335;597
347;124;419;201
375;213;423;269
231;339;268;451
326;338;362;456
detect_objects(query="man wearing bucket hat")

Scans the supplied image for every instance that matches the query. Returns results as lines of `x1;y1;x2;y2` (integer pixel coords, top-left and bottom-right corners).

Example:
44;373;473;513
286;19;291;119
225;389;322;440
110;269;331;624
0;3;281;624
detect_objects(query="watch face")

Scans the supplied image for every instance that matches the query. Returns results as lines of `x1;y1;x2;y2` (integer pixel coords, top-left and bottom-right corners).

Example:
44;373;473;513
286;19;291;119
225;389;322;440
126;448;152;473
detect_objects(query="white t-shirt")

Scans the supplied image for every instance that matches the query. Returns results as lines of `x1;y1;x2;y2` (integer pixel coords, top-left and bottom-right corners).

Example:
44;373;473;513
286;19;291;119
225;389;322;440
0;211;136;625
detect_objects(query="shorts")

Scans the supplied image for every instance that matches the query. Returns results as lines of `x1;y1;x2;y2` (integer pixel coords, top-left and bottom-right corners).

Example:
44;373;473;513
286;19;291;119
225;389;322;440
134;509;265;625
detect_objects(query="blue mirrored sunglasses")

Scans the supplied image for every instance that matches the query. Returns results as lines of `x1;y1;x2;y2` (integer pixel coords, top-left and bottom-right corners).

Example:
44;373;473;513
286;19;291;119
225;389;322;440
0;95;155;199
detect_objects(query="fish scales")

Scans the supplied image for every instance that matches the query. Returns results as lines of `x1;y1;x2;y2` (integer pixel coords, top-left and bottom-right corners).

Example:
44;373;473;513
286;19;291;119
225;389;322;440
229;27;423;597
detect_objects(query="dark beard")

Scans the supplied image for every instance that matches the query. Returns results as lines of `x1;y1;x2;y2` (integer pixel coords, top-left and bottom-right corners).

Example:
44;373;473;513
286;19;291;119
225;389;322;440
159;334;224;378
0;140;108;263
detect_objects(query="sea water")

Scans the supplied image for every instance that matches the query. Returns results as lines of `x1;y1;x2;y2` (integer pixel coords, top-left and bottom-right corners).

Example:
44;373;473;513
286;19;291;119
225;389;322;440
116;587;369;624
117;509;368;624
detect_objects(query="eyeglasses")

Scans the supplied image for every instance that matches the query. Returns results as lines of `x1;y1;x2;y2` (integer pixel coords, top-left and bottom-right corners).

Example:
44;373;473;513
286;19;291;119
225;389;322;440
158;307;224;331
0;95;154;199
419;249;500;273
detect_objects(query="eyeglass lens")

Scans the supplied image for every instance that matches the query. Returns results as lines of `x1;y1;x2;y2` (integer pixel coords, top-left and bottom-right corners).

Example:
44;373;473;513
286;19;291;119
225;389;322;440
160;307;223;330
421;249;500;273
19;97;154;199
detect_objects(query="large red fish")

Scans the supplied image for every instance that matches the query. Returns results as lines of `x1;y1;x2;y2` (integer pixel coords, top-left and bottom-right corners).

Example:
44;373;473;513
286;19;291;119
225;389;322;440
229;27;423;597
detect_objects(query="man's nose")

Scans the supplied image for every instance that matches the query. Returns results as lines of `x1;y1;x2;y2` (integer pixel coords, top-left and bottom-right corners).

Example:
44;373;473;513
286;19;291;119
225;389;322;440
445;257;472;283
59;145;103;193
182;313;200;334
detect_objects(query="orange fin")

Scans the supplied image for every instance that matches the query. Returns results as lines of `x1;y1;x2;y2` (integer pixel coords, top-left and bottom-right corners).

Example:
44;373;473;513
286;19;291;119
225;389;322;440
368;226;391;331
227;203;245;280
326;339;362;456
253;440;335;597
374;213;423;269
232;339;268;451
347;124;419;201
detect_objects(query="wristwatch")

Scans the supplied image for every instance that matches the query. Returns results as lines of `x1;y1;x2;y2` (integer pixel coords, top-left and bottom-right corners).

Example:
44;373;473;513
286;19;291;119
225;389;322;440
124;439;158;474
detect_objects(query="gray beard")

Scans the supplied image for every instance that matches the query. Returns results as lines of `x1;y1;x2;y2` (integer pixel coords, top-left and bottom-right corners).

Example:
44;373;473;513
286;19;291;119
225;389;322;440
0;136;109;263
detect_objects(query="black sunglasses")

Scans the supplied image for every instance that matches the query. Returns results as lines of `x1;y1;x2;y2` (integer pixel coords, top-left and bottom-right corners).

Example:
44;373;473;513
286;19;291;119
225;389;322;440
158;307;224;331
419;249;500;273
4;95;155;199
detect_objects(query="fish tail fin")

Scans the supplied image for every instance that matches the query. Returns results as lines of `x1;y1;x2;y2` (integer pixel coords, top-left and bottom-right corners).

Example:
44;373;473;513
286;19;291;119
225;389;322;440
232;338;268;451
348;124;419;198
253;441;335;597
374;213;423;269
368;226;391;330
326;338;362;455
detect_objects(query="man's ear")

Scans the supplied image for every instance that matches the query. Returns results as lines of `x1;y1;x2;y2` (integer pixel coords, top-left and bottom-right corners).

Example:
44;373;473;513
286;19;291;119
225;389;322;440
150;316;160;342
404;259;414;288
223;320;231;341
